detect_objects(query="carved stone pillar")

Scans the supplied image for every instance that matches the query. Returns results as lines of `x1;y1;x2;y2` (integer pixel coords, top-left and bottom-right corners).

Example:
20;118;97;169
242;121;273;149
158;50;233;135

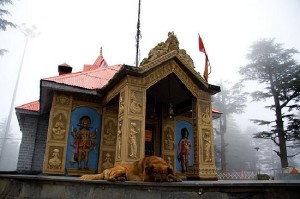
115;83;146;164
98;107;118;172
187;96;217;180
43;93;73;174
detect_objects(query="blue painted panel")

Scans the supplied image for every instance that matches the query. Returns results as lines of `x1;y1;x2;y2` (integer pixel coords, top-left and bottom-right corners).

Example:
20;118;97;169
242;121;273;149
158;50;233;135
66;107;101;171
175;120;194;173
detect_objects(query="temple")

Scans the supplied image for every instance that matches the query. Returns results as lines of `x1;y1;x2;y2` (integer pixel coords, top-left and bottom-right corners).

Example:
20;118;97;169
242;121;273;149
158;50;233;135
15;32;221;180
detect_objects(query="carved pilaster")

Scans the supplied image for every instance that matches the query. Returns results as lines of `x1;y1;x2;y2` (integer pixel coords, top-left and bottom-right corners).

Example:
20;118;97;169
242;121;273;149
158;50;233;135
43;93;73;174
98;107;117;172
115;83;146;164
187;96;217;180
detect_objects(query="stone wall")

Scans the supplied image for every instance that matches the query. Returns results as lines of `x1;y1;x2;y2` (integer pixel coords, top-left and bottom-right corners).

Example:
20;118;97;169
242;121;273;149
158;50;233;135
0;175;300;199
31;115;49;172
17;114;49;173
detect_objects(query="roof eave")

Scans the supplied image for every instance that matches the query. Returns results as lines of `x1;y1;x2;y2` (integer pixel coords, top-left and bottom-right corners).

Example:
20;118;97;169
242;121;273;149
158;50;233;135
39;80;101;114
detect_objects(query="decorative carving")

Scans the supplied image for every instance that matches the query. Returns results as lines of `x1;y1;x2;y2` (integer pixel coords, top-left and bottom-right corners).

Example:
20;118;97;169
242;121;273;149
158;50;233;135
201;105;211;125
48;148;62;169
103;119;117;146
203;130;212;162
51;113;66;140
119;92;125;115
164;126;174;150
165;155;174;170
140;32;194;69
56;94;70;105
130;91;142;114
102;152;114;170
116;120;122;159
128;121;140;159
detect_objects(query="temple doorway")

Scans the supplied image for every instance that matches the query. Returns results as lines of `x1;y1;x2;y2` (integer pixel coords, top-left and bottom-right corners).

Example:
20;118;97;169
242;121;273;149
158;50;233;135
145;73;193;159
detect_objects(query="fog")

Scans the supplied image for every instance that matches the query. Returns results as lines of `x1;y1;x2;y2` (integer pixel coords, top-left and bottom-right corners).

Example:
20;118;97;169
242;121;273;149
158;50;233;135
1;0;300;171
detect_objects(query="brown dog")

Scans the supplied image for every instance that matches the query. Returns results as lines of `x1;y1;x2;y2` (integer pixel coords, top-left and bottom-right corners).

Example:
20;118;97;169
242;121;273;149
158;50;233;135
80;156;182;182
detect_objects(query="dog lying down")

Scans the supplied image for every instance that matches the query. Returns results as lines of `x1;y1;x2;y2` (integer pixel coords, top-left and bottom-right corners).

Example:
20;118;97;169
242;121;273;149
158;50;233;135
80;156;182;182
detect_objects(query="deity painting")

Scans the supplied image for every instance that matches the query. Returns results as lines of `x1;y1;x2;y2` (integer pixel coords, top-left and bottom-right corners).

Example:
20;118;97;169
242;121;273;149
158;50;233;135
66;107;101;171
175;121;193;173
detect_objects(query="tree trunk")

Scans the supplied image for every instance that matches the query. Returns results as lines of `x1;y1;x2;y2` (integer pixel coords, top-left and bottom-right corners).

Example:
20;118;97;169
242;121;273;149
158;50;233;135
220;115;227;171
275;107;288;168
269;70;289;168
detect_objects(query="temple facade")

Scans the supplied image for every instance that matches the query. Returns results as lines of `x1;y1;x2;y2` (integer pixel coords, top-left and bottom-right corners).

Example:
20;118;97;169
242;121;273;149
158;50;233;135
16;32;220;180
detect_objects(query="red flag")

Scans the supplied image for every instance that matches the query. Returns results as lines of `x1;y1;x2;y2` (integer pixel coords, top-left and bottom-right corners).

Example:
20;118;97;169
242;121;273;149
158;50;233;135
198;34;209;82
198;35;206;54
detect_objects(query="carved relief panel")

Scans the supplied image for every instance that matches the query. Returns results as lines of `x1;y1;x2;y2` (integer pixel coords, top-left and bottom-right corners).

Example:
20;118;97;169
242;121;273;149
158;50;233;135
163;126;175;151
163;155;175;171
127;119;142;160
102;118;117;147
200;103;211;126
116;120;123;160
202;128;212;163
45;144;65;172
50;110;69;142
119;92;125;115
129;90;143;114
101;151;115;171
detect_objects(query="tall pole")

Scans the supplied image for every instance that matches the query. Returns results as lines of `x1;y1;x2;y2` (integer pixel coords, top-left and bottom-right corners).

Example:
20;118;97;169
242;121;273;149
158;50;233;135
0;24;37;168
135;0;142;67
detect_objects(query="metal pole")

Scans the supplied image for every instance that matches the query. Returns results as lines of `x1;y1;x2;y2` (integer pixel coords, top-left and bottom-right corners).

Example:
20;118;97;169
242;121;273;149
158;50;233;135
0;24;37;168
135;0;141;67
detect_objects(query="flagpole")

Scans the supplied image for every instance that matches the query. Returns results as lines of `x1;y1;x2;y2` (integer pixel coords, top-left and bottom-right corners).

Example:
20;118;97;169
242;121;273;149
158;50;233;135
135;0;142;67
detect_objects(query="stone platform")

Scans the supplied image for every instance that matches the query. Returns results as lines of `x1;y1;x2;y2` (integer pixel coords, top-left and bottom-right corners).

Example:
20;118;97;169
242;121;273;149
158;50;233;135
0;174;299;199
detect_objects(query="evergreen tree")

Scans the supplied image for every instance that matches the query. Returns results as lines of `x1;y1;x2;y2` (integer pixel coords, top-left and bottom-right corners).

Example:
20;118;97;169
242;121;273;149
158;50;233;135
239;38;300;168
0;0;16;56
212;81;247;171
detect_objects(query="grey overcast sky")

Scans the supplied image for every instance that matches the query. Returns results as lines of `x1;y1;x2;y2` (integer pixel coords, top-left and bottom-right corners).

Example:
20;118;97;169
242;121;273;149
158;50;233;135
0;0;300;170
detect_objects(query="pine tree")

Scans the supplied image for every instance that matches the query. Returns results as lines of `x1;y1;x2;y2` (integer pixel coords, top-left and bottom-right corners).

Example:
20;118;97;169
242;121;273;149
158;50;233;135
0;0;16;56
212;81;247;171
239;38;300;168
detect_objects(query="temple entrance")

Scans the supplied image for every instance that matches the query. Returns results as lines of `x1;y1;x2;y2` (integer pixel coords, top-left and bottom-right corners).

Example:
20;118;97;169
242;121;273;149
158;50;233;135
145;73;193;159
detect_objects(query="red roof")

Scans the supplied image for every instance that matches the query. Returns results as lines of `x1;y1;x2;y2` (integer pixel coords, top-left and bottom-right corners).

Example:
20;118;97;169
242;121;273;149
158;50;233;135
43;64;122;89
16;101;39;112
83;54;108;71
212;108;222;114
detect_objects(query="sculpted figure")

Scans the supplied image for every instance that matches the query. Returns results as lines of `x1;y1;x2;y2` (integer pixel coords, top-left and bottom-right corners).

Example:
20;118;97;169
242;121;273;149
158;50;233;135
52;114;66;140
128;122;139;159
103;120;116;146
119;94;124;114
48;149;62;169
202;107;211;124
177;128;191;173
203;131;212;162
116;121;122;159
164;127;174;150
102;153;114;170
130;91;142;114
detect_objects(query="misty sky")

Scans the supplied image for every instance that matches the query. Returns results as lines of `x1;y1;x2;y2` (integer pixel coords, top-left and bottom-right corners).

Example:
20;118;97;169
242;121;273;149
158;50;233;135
0;0;300;170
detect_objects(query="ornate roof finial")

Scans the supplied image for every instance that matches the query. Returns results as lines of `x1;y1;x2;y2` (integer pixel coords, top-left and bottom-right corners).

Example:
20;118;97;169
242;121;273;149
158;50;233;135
100;47;103;56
